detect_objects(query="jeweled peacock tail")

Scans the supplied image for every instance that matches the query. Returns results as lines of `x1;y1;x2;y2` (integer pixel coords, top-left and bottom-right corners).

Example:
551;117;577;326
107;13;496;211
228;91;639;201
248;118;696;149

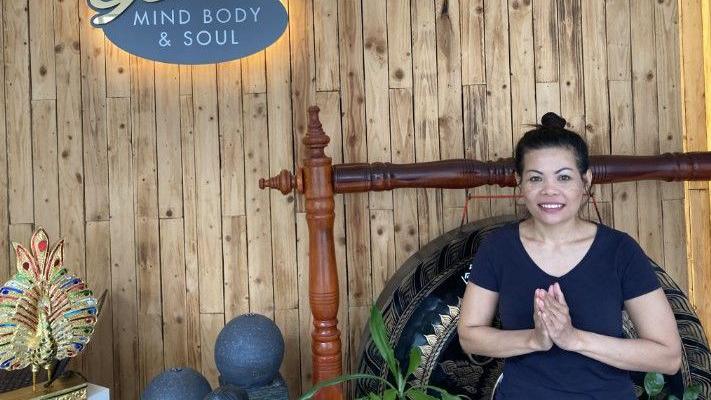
0;228;98;373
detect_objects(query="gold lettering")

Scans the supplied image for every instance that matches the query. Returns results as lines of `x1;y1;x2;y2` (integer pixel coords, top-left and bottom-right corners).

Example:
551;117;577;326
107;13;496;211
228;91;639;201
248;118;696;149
90;0;163;25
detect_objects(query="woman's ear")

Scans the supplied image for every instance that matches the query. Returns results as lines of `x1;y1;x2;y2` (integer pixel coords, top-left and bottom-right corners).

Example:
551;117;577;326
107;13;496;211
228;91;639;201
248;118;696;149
583;169;592;190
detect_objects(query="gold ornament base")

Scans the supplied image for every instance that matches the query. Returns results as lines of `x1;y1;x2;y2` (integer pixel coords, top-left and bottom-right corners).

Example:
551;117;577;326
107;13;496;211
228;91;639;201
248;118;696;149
1;372;87;400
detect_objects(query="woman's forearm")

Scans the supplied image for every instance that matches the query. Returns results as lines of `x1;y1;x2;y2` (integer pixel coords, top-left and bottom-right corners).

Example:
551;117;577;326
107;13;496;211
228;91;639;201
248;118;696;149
572;329;681;375
458;325;545;358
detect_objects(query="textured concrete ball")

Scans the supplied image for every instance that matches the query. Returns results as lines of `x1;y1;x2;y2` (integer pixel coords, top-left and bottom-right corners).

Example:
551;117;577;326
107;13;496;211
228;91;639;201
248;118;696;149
141;367;211;400
215;313;285;388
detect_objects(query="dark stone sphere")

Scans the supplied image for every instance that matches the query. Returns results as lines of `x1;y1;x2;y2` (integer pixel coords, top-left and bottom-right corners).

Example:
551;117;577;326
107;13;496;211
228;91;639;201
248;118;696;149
203;385;249;400
141;367;211;400
214;313;285;388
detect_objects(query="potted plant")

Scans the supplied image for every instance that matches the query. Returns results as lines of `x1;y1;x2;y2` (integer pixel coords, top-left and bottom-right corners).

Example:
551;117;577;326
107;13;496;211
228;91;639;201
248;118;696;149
644;371;701;400
299;306;461;400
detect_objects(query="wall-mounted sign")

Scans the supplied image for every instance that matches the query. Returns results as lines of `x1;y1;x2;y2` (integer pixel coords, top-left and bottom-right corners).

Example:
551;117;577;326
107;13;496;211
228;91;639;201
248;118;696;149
89;0;288;64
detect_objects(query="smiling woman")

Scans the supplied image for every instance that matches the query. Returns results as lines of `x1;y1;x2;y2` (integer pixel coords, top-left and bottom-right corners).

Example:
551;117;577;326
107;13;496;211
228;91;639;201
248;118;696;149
458;113;683;399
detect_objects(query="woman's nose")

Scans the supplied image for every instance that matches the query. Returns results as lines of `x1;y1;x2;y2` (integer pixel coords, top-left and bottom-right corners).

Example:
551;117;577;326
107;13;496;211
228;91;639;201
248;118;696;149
541;180;559;195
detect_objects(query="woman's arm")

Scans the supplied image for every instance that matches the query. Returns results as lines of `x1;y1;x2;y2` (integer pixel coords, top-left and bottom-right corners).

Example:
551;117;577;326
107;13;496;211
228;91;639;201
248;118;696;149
539;284;682;375
458;282;552;358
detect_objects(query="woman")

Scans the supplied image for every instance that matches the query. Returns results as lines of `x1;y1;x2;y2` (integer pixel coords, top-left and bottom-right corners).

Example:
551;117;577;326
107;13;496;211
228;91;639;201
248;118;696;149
457;113;682;399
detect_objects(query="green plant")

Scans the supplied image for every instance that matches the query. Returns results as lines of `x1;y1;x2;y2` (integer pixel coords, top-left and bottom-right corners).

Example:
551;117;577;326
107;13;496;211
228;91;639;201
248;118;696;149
299;305;461;400
644;372;702;400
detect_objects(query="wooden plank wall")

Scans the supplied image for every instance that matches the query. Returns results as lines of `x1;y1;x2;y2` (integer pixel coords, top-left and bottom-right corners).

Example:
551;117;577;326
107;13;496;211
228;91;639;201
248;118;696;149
0;0;703;398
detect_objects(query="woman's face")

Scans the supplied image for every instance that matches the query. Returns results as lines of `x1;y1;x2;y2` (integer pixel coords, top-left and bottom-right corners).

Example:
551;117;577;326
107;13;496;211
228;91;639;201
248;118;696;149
518;147;591;226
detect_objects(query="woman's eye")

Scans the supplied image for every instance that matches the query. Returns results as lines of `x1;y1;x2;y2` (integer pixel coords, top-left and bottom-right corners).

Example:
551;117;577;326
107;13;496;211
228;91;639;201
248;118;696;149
558;175;571;181
528;176;542;182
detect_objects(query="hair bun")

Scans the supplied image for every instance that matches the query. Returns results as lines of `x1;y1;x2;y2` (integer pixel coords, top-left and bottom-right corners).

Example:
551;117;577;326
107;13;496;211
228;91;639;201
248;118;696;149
541;112;566;129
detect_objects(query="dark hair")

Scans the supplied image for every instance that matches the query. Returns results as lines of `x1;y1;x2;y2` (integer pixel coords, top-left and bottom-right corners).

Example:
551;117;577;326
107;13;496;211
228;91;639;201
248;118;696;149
514;112;589;177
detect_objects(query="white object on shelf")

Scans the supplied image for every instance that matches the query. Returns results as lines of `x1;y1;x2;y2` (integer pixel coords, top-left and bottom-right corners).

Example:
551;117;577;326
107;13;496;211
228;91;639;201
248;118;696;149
87;383;110;400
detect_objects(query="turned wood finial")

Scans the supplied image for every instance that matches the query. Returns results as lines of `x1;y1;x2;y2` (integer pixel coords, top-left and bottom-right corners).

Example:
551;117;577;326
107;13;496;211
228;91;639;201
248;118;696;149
259;168;303;194
304;106;330;159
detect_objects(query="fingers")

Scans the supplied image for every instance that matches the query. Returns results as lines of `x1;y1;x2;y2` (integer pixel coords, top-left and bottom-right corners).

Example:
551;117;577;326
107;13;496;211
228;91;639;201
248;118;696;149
552;282;567;305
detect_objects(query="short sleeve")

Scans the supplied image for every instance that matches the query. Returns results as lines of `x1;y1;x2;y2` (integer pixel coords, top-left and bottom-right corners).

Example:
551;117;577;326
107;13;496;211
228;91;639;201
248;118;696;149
619;235;660;300
468;236;499;292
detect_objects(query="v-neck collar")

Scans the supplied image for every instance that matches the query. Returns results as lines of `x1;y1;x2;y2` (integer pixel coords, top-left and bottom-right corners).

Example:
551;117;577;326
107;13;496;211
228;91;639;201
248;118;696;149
514;221;601;280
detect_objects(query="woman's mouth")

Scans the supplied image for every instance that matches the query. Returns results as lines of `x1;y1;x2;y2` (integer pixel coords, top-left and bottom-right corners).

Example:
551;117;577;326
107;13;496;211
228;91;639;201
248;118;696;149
538;203;565;212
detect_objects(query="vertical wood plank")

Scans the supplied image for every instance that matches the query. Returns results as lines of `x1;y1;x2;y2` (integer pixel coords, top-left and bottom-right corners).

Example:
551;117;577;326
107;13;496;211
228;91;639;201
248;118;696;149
364;0;393;210
509;0;536;141
106;98;138;400
314;0;340;91
180;95;202;370
160;218;189;368
79;0;109;222
222;216;249;321
136;216;164;389
630;0;663;263
179;65;192;96
192;65;224;314
535;82;561;121
485;0;514;215
558;0;585;132
276;308;302;399
130;56;164;389
463;85;491;222
28;0;55;100
436;0;465;222
461;0;485;85
412;1;443;245
340;0;372;306
581;0;610;202
662;199;688;293
688;190;711;336
104;41;130;98
31;100;59;239
387;0;413;88
242;51;266;94
0;1;6;280
609;80;639;239
4;0;34;223
217;61;246;217
200;313;225;388
267;5;298;313
655;0;685;201
370;210;395;298
155;62;183;218
390;88;419;266
606;0;632;81
243;93;274;317
55;0;86;291
84;221;114;391
533;0;559;82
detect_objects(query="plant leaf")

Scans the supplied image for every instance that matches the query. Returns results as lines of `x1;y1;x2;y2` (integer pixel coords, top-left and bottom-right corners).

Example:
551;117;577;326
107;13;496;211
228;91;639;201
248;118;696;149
683;384;702;400
406;347;422;378
644;372;665;397
370;305;400;379
383;388;398;400
298;373;395;400
405;388;438;400
669;396;680;400
422;385;461;400
368;394;382;400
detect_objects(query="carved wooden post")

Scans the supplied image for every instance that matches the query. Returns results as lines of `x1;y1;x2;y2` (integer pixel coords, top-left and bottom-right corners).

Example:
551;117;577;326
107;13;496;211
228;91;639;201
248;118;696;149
303;106;343;399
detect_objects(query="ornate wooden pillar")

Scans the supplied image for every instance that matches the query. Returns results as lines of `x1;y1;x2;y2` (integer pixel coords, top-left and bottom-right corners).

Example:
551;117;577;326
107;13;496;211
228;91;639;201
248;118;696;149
302;107;343;399
261;107;343;398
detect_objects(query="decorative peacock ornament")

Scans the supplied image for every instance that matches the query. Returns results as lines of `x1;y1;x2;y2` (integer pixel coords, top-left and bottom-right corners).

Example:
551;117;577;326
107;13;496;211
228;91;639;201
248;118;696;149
0;228;98;390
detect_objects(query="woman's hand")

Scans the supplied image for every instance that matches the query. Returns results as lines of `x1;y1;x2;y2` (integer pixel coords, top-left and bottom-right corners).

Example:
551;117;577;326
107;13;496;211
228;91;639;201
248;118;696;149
538;283;581;351
531;289;553;351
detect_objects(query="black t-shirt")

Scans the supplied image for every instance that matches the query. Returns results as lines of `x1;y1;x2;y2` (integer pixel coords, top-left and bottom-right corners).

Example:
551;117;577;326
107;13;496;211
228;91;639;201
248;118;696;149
468;221;660;399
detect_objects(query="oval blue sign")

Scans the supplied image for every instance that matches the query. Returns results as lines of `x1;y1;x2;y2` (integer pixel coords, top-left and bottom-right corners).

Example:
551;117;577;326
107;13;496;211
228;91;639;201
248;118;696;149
89;0;288;64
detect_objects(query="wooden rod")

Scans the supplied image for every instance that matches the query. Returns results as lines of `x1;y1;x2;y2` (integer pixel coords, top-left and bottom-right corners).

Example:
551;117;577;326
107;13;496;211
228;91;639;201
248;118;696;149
330;152;711;192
